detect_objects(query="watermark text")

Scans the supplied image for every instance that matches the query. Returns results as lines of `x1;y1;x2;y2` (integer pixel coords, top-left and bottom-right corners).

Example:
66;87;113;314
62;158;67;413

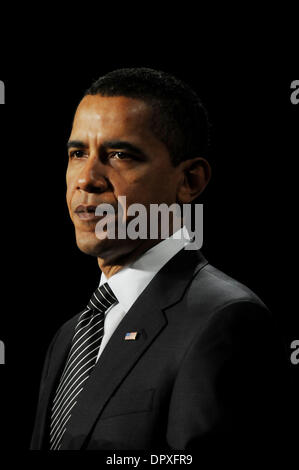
0;80;4;104
0;340;5;364
290;80;299;105
94;197;203;250
290;339;299;365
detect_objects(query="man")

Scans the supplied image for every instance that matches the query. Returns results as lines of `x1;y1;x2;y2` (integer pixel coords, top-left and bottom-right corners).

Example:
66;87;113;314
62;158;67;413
31;68;287;451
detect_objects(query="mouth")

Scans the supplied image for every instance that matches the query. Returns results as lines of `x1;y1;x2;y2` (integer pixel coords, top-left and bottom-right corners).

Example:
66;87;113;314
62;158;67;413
74;205;98;221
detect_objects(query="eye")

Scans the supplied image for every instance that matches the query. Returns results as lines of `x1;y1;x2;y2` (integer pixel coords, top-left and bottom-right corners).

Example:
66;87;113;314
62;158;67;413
110;151;132;160
69;150;86;159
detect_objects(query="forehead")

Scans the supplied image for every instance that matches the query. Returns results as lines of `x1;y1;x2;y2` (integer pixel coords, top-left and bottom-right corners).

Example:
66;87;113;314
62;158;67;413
71;95;153;138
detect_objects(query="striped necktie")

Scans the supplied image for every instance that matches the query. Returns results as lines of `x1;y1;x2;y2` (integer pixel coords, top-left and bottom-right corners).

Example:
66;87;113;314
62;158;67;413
49;282;118;450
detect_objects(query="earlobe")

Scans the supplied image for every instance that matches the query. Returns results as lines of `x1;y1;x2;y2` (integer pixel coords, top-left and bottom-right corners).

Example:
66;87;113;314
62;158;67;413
197;158;212;189
177;158;211;204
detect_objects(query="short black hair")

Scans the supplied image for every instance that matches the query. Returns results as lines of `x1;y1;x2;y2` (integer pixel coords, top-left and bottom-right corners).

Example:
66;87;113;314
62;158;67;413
84;68;210;166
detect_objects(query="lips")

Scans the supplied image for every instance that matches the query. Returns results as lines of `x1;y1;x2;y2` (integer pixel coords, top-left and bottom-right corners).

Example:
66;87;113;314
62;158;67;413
74;203;118;223
74;204;98;221
75;205;97;214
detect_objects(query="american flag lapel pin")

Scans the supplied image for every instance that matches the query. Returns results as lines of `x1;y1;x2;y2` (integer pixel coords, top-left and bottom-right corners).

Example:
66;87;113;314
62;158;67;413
124;331;138;340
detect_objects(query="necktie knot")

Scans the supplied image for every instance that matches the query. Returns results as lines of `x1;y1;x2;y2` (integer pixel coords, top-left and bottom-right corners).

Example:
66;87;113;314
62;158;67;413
87;282;118;313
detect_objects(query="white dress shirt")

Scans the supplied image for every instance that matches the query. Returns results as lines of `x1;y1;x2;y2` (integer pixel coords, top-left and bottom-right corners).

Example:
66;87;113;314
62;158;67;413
96;226;193;361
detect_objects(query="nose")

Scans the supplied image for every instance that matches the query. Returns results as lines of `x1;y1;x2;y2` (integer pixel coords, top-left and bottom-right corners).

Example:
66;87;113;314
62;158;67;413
77;154;110;194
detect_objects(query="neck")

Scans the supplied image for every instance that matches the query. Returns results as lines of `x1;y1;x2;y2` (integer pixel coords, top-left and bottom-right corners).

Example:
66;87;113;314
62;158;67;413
97;217;184;278
97;238;162;279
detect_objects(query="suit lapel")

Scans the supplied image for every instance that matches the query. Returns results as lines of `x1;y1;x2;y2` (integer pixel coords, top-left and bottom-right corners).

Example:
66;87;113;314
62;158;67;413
33;317;78;449
60;248;208;450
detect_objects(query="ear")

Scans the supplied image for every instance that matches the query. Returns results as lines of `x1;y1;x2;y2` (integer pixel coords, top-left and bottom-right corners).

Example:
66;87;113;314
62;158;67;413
177;157;211;204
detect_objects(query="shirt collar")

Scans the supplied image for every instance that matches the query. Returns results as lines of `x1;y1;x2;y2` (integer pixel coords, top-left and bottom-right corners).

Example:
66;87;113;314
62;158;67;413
99;226;191;313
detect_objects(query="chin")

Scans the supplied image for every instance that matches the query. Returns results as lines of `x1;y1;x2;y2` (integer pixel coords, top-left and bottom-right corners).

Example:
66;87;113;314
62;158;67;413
75;232;138;264
75;233;110;258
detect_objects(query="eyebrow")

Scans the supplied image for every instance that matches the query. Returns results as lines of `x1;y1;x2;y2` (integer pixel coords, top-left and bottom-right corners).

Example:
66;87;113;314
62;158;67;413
67;140;87;150
67;139;145;156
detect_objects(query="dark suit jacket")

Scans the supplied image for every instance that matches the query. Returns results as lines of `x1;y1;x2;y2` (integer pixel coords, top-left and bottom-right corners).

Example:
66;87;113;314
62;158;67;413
30;248;288;450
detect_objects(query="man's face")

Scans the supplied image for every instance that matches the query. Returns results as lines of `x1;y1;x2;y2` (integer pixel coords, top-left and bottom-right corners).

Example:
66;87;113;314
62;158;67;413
66;95;183;261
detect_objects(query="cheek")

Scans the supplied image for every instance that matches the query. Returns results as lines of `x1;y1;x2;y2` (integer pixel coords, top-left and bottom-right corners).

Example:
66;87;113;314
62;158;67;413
112;173;150;198
66;172;76;209
114;173;175;206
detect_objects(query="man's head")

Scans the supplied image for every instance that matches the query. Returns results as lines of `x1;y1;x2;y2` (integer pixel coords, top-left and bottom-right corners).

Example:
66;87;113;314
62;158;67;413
66;68;211;267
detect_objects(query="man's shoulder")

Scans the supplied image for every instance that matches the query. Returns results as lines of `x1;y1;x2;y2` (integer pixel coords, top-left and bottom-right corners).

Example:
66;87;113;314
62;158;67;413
176;256;275;348
189;256;268;313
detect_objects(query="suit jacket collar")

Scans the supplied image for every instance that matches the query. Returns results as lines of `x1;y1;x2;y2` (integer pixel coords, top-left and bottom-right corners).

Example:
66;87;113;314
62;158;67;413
101;225;192;313
39;247;208;450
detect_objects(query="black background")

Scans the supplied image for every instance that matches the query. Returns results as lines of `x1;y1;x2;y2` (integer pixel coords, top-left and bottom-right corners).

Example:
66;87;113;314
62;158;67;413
0;34;298;461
